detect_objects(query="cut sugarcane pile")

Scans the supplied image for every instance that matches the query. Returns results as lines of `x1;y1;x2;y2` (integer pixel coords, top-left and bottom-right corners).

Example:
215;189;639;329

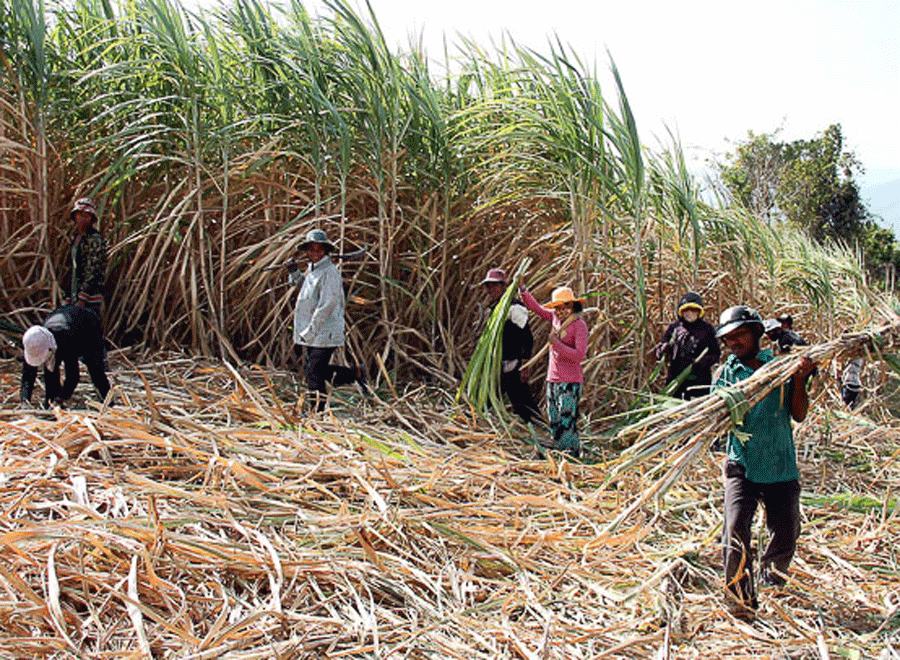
0;351;898;658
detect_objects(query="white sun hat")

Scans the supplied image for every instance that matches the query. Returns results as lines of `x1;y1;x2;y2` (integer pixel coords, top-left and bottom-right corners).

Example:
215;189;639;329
23;326;56;367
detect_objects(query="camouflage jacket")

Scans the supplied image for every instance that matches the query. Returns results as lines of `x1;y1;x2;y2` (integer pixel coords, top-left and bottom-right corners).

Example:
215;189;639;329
69;228;107;306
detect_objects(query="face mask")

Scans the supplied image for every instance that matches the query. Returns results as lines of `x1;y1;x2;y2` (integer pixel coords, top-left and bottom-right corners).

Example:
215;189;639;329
683;310;699;323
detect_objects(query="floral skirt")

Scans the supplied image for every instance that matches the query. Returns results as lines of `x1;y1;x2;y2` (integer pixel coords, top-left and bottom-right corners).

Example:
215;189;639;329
546;382;582;456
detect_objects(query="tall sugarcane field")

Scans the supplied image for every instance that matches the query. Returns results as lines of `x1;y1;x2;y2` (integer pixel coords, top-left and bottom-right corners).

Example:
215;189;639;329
2;0;900;657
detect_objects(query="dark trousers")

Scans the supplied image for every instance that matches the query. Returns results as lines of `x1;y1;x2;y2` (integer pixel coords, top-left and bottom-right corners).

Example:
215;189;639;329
501;369;542;424
723;461;801;605
22;353;110;406
295;345;358;411
75;352;110;402
842;385;861;408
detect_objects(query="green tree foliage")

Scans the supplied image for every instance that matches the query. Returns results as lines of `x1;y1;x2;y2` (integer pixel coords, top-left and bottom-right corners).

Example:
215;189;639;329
719;131;784;221
719;124;900;281
778;125;866;242
860;223;900;280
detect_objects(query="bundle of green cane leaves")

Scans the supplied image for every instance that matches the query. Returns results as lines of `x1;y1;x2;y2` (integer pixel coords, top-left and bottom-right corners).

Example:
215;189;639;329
602;318;900;532
457;259;532;416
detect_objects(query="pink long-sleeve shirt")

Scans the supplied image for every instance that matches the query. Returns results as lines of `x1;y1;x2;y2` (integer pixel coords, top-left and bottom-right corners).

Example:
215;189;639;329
520;288;588;383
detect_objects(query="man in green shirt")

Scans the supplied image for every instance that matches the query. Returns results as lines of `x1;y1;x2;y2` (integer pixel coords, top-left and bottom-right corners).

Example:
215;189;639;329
713;305;817;619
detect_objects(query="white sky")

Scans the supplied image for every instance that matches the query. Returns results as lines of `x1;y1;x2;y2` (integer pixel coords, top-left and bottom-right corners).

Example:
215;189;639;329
295;0;899;188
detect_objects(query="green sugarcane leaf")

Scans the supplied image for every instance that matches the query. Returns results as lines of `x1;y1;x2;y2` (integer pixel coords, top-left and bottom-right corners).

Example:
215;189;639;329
458;258;531;416
713;386;750;427
882;352;900;377
662;362;694;397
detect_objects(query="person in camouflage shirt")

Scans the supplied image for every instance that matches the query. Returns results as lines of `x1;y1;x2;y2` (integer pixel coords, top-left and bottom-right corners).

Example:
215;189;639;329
67;197;107;315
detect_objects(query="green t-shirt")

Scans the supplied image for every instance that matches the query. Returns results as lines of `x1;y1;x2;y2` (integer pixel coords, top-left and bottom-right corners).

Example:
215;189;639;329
713;350;799;483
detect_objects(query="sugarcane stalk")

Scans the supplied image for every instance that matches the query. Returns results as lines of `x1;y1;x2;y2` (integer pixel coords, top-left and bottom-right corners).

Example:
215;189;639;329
262;248;368;270
661;347;708;397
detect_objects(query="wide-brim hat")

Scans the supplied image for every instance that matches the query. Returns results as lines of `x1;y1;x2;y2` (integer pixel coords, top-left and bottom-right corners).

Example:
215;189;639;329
763;318;781;333
70;197;98;222
23;326;56;367
545;286;584;309
480;268;507;285
299;228;336;253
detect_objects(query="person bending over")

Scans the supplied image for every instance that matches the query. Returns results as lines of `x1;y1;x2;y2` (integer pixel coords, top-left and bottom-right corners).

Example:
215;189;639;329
21;304;110;407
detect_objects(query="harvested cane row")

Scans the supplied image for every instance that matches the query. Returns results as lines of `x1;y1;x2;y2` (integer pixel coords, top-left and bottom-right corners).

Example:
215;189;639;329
1;353;899;658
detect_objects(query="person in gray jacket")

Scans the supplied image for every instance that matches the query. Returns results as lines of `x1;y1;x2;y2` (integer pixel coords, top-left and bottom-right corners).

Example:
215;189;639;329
289;228;366;411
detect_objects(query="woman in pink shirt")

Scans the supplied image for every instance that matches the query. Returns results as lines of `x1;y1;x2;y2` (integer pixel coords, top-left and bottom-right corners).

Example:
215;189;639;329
519;280;589;457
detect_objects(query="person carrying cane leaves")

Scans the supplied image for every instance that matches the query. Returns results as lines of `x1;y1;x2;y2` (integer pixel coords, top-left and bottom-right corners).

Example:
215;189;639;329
480;267;542;425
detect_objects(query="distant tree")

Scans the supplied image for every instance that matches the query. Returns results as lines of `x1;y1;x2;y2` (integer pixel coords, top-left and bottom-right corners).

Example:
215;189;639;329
718;124;900;282
718;130;784;221
859;222;900;281
719;124;867;240
776;125;868;242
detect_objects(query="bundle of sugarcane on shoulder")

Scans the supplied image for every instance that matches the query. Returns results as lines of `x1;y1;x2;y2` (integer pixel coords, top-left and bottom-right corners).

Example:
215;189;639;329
608;306;899;516
607;302;900;618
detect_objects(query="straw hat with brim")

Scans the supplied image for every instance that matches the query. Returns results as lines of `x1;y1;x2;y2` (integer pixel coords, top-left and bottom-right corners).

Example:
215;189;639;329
300;228;336;253
545;287;584;309
23;326;56;367
480;268;507;285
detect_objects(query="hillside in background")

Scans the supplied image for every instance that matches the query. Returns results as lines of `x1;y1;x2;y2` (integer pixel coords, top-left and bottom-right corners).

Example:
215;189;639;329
864;178;900;233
